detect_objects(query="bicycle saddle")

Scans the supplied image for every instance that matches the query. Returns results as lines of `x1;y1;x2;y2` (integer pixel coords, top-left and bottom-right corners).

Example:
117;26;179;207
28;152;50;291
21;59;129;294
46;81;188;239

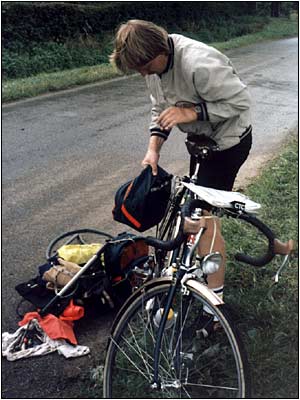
185;135;219;159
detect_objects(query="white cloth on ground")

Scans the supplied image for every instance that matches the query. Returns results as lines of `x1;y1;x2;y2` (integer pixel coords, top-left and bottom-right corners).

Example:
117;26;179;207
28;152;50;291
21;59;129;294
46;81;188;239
2;319;90;361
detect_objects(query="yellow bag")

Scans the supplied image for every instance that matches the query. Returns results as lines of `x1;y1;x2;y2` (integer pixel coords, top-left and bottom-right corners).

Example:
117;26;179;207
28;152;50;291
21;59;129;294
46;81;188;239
57;243;102;265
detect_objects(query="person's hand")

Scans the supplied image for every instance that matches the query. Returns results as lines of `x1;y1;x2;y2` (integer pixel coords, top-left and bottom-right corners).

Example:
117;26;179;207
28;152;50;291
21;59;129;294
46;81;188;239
141;149;160;176
156;106;197;130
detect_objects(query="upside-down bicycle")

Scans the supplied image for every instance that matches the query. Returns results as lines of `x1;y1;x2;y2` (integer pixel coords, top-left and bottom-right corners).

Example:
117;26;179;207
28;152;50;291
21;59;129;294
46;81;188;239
102;135;293;398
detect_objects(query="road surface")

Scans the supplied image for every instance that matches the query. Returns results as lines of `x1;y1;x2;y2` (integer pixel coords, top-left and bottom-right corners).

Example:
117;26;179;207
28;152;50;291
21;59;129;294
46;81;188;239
2;37;298;398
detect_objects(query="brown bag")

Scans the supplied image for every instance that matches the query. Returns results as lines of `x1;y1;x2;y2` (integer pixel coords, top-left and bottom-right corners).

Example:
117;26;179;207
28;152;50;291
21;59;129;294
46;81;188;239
43;258;81;289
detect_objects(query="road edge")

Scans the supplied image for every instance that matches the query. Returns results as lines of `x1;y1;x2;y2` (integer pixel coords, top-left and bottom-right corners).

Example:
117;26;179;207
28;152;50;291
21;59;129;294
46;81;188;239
2;74;139;109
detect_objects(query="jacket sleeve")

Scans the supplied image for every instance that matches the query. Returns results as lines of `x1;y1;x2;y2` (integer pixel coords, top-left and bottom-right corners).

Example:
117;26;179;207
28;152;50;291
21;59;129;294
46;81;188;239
146;76;171;140
192;59;251;123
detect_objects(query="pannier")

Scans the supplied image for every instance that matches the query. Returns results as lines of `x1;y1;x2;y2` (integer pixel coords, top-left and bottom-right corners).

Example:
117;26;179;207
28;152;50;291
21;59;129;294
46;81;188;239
113;165;172;232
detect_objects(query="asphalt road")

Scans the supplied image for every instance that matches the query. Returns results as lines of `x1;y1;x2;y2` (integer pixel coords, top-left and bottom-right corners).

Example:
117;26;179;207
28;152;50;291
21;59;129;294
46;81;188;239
2;37;298;398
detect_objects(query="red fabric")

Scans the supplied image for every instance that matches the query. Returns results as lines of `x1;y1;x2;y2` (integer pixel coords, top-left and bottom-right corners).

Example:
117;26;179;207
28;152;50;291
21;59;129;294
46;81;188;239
59;299;84;321
18;311;77;345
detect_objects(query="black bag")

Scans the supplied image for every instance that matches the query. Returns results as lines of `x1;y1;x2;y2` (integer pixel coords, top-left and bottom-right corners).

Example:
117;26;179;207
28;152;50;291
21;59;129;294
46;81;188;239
104;232;149;281
15;277;70;316
103;232;149;304
113;165;172;232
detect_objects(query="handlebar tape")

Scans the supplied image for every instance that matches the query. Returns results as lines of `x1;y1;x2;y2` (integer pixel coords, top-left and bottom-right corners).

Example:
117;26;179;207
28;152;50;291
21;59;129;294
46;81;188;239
234;213;276;266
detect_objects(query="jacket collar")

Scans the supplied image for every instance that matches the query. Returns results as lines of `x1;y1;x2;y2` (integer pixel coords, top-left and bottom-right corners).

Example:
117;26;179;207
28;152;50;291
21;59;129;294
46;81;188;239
160;36;174;76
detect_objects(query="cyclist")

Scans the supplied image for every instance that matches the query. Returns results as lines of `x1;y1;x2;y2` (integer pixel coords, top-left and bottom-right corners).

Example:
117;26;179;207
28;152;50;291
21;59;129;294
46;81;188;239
110;19;252;309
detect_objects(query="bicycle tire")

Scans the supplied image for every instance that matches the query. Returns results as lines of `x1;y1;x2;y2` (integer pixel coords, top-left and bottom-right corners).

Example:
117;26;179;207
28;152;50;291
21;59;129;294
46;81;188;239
46;228;113;259
103;280;250;398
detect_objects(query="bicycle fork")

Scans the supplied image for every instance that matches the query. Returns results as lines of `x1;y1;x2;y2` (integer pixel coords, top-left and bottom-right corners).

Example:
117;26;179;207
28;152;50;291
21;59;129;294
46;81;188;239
151;269;185;390
151;224;206;389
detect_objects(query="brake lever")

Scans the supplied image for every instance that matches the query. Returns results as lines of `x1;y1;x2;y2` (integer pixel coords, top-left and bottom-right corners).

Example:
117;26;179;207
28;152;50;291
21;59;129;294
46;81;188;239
272;254;291;284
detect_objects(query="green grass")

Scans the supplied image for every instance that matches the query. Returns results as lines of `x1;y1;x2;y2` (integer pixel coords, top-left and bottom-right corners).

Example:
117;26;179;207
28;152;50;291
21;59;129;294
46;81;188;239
223;135;298;398
2;16;298;103
2;64;123;102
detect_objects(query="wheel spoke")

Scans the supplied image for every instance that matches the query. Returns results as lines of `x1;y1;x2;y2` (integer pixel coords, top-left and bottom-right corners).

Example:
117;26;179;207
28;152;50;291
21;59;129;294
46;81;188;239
184;382;239;391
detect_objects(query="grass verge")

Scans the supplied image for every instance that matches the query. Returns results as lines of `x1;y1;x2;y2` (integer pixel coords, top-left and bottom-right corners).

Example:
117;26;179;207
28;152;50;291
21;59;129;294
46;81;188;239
223;135;298;398
2;64;122;103
2;17;298;103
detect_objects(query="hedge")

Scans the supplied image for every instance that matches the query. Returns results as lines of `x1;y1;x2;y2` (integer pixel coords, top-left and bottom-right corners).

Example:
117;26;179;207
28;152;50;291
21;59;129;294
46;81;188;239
4;1;293;80
2;41;110;79
2;1;265;48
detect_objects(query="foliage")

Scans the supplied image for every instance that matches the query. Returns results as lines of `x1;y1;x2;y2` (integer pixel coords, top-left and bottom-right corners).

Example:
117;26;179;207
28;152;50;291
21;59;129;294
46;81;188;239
2;1;295;80
178;15;268;44
2;14;270;80
2;2;294;50
2;38;112;79
1;2;272;47
211;16;298;51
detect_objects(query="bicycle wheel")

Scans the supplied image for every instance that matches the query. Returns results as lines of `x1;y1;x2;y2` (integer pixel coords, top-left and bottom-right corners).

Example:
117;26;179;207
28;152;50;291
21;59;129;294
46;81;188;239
103;280;250;398
46;228;113;259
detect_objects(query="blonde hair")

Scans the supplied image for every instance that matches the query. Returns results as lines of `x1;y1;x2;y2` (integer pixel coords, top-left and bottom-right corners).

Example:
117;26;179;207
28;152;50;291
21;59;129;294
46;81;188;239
110;19;170;73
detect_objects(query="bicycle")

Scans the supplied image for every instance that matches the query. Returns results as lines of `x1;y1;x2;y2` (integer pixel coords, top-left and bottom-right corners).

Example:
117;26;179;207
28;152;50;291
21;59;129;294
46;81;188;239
103;135;293;398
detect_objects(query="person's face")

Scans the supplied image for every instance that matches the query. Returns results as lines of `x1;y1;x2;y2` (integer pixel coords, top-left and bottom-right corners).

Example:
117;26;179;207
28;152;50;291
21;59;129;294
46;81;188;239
136;54;168;76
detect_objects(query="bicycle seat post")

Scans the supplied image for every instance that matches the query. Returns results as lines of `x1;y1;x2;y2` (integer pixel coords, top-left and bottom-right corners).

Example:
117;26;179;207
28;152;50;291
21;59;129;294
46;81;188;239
190;147;211;184
185;136;219;184
191;156;201;183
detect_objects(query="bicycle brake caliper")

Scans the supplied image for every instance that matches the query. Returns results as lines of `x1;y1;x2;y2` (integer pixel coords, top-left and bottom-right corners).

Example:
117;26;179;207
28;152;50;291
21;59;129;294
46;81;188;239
181;273;195;296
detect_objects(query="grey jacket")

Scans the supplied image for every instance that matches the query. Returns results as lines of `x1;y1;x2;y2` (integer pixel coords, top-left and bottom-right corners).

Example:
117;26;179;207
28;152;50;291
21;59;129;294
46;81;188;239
145;34;251;150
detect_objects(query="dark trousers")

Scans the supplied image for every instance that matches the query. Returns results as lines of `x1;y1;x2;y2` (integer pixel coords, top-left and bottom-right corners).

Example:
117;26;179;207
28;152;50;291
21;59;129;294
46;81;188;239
189;132;252;191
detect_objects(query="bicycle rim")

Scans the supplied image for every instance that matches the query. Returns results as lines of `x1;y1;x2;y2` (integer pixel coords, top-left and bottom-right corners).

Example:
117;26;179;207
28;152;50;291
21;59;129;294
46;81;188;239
103;282;249;398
